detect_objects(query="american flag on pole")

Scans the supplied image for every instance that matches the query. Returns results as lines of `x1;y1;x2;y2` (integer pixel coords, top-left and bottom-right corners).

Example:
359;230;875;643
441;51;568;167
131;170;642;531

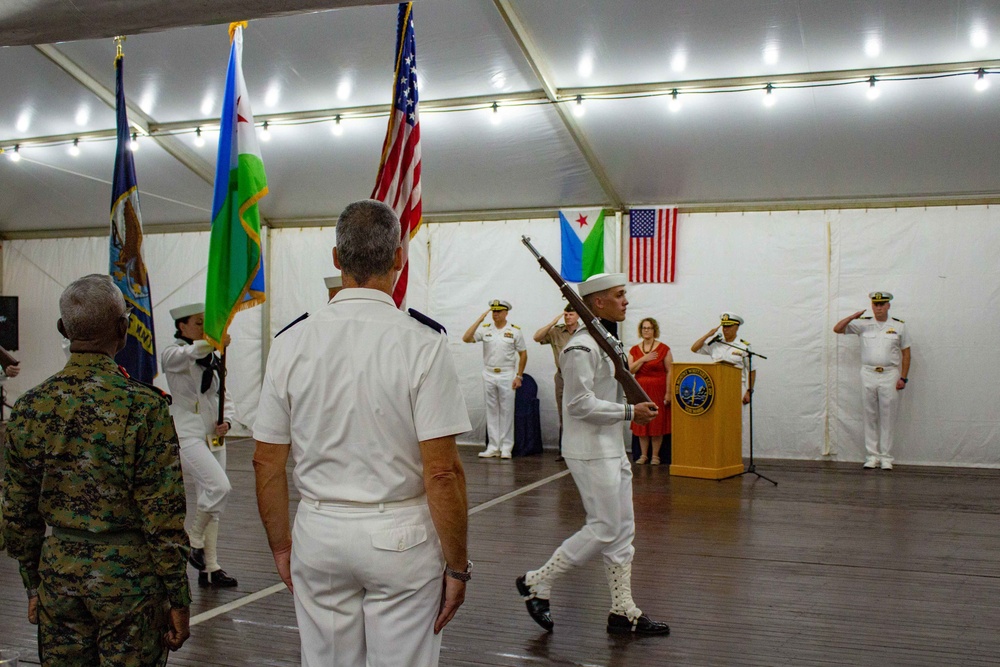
628;207;678;283
372;2;421;307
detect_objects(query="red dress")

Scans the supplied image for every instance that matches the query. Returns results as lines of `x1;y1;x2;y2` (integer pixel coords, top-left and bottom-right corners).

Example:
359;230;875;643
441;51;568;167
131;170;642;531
629;342;671;437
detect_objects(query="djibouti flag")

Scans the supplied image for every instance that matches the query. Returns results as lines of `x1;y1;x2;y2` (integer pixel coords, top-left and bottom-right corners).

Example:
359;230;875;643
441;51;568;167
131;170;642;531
204;22;268;350
559;208;614;282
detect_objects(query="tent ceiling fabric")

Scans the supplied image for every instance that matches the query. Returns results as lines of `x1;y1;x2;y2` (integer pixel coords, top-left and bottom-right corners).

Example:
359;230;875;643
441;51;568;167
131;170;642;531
2;0;1000;234
0;0;400;46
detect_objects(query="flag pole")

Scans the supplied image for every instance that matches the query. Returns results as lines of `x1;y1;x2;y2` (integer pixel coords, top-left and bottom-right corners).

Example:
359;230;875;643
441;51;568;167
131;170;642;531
214;349;227;448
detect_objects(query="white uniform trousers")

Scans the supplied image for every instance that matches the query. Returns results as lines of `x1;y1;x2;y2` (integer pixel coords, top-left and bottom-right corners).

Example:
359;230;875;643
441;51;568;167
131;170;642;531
291;498;445;667
178;436;231;516
560;454;636;566
861;366;900;464
482;369;515;456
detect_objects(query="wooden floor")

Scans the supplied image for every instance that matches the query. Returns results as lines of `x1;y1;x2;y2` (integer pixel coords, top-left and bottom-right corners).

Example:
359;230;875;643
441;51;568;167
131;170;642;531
4;440;1000;666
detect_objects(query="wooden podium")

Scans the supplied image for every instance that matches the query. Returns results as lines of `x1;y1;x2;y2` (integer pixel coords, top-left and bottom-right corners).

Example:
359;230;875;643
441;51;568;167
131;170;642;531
669;362;744;479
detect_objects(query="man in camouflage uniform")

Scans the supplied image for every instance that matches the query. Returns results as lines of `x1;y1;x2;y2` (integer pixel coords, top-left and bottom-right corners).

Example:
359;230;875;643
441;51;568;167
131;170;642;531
2;274;191;665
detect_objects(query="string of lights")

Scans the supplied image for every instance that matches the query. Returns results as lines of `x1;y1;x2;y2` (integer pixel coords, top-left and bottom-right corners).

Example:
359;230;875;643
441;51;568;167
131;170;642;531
1;63;995;160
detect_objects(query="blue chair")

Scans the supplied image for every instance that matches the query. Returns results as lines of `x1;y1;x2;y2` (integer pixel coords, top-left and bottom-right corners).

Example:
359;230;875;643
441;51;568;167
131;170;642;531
512;373;543;457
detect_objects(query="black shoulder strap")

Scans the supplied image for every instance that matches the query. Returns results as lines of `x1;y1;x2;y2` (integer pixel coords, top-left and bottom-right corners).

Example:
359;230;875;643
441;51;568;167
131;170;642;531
275;312;309;338
408;308;447;334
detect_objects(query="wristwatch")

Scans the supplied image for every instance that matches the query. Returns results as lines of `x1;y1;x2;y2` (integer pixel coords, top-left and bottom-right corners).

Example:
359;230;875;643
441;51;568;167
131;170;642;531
901;377;908;383
445;560;473;582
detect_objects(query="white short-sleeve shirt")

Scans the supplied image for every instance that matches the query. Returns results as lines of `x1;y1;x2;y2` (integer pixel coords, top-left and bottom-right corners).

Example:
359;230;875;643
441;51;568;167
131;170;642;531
845;317;910;367
254;288;471;504
473;322;526;370
697;337;752;393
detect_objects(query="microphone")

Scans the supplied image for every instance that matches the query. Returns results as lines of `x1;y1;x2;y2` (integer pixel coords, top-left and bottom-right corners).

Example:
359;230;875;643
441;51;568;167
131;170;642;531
710;333;724;344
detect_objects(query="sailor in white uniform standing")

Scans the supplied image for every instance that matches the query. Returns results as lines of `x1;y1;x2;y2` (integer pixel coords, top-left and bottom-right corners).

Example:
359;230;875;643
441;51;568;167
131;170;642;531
462;300;527;459
515;273;669;637
253;199;472;667
834;292;911;470
161;303;238;587
691;312;755;404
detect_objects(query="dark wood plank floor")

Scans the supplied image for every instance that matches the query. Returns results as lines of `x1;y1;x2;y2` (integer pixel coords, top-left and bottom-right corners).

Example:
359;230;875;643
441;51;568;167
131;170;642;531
4;439;1000;666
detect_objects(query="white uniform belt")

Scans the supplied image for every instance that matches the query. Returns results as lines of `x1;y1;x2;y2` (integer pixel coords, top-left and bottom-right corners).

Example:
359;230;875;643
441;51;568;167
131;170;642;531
486;367;514;374
301;494;427;512
863;365;896;373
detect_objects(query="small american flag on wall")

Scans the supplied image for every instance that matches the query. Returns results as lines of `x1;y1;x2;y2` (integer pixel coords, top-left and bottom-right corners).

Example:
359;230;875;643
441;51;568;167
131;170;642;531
628;207;678;283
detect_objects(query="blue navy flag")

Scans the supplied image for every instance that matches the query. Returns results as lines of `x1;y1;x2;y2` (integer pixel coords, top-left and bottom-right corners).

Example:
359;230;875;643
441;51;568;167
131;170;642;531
110;53;157;382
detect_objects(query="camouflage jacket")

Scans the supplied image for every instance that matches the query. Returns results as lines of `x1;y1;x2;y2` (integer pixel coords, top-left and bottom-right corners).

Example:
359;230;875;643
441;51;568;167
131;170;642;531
1;353;191;608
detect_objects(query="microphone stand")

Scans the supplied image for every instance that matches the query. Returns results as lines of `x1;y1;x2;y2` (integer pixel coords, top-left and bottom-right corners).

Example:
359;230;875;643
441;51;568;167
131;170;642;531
711;337;776;486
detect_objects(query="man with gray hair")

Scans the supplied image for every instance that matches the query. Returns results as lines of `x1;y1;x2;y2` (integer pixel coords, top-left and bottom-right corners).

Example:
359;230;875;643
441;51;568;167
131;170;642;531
254;200;472;667
2;274;191;664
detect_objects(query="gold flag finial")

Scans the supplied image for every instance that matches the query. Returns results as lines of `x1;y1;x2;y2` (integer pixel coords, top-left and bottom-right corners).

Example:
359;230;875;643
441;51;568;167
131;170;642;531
114;35;126;60
228;21;248;42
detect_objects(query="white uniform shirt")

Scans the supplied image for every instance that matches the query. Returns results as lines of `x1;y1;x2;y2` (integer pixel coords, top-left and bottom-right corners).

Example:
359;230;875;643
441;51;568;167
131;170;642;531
474;322;526;370
560;329;632;460
254;288;472;504
161;338;236;439
697;337;752;393
845;317;910;367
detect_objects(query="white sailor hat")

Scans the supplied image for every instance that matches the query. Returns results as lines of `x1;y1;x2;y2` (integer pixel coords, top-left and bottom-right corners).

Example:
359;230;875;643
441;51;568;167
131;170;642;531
170;302;204;320
869;291;893;303
720;312;744;326
577;273;627;297
324;275;343;289
489;299;512;311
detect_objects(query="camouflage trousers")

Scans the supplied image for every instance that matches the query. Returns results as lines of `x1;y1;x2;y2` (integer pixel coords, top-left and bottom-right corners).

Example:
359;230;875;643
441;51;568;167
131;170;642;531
38;590;169;667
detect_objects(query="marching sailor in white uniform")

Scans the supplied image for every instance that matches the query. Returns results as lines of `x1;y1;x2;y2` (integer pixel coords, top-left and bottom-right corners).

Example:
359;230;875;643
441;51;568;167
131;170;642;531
462;300;527;459
834;292;911;470
516;273;670;636
161;302;238;587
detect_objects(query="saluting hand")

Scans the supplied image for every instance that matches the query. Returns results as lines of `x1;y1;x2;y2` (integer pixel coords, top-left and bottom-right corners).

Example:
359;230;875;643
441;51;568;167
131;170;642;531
850;309;866;320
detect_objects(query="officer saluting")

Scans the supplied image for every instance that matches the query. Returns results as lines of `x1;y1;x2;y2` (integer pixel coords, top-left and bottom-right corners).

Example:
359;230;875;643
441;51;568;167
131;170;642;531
691;312;755;404
462;300;527;459
834;292;911;470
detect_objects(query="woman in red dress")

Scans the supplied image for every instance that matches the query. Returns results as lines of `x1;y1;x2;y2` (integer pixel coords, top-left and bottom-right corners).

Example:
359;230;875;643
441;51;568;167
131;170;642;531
629;317;673;465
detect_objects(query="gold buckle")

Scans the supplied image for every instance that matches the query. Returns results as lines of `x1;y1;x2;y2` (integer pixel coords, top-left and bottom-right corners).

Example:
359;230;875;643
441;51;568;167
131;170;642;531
874;366;884;372
493;367;502;373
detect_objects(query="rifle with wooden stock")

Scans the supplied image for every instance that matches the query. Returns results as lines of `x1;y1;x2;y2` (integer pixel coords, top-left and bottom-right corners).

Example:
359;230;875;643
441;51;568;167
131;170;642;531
521;236;652;406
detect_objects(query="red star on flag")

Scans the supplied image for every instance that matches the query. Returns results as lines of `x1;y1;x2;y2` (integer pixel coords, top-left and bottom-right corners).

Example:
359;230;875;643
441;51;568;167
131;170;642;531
576;214;589;228
236;95;249;124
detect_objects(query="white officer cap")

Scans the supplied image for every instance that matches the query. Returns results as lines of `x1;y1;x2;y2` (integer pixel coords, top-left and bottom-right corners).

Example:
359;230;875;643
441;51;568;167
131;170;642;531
577;273;627;297
489;299;512;311
869;291;893;303
720;312;744;326
324;275;343;289
170;302;204;320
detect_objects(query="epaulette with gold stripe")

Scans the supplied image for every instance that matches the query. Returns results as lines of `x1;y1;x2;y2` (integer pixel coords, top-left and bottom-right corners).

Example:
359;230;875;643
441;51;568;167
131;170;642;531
892;317;905;323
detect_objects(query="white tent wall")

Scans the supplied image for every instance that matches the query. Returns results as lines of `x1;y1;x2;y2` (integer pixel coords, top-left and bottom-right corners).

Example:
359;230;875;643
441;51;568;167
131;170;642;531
4;204;1000;466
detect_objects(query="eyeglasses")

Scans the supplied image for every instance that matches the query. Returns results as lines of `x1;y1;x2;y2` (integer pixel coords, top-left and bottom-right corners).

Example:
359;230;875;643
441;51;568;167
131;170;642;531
122;306;134;320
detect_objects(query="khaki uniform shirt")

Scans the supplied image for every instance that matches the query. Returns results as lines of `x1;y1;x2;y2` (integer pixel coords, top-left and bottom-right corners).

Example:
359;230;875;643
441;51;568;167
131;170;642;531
539;323;579;372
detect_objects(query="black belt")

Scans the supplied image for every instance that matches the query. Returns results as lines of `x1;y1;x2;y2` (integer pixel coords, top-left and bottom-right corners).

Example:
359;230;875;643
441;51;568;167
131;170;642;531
51;526;145;546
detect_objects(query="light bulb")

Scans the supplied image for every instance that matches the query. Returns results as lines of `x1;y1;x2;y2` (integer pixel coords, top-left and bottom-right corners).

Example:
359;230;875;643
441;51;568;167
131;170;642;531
194;127;205;147
331;116;344;136
68;138;80;156
490;102;502;125
975;68;989;92
573;95;585;118
762;84;776;107
668;89;681;113
260;121;271;142
7;145;21;162
129;133;139;151
867;76;880;100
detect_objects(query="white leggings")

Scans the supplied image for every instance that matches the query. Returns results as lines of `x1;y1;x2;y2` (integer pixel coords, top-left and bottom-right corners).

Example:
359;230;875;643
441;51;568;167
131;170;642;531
178;437;231;516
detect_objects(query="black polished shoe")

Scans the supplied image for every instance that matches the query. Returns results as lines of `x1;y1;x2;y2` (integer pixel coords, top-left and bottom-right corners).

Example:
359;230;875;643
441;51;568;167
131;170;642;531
188;547;206;571
555;455;565;462
607;612;670;636
199;569;238;588
516;575;553;632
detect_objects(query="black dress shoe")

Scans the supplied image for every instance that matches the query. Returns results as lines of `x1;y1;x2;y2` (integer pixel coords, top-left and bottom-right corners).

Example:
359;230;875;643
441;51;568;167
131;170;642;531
199;569;238;588
555;455;564;462
188;547;206;571
607;612;670;636
516;575;553;632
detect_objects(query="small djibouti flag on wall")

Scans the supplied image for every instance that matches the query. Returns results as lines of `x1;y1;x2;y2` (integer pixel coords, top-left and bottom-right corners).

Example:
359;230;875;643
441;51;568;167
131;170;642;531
559;208;615;283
